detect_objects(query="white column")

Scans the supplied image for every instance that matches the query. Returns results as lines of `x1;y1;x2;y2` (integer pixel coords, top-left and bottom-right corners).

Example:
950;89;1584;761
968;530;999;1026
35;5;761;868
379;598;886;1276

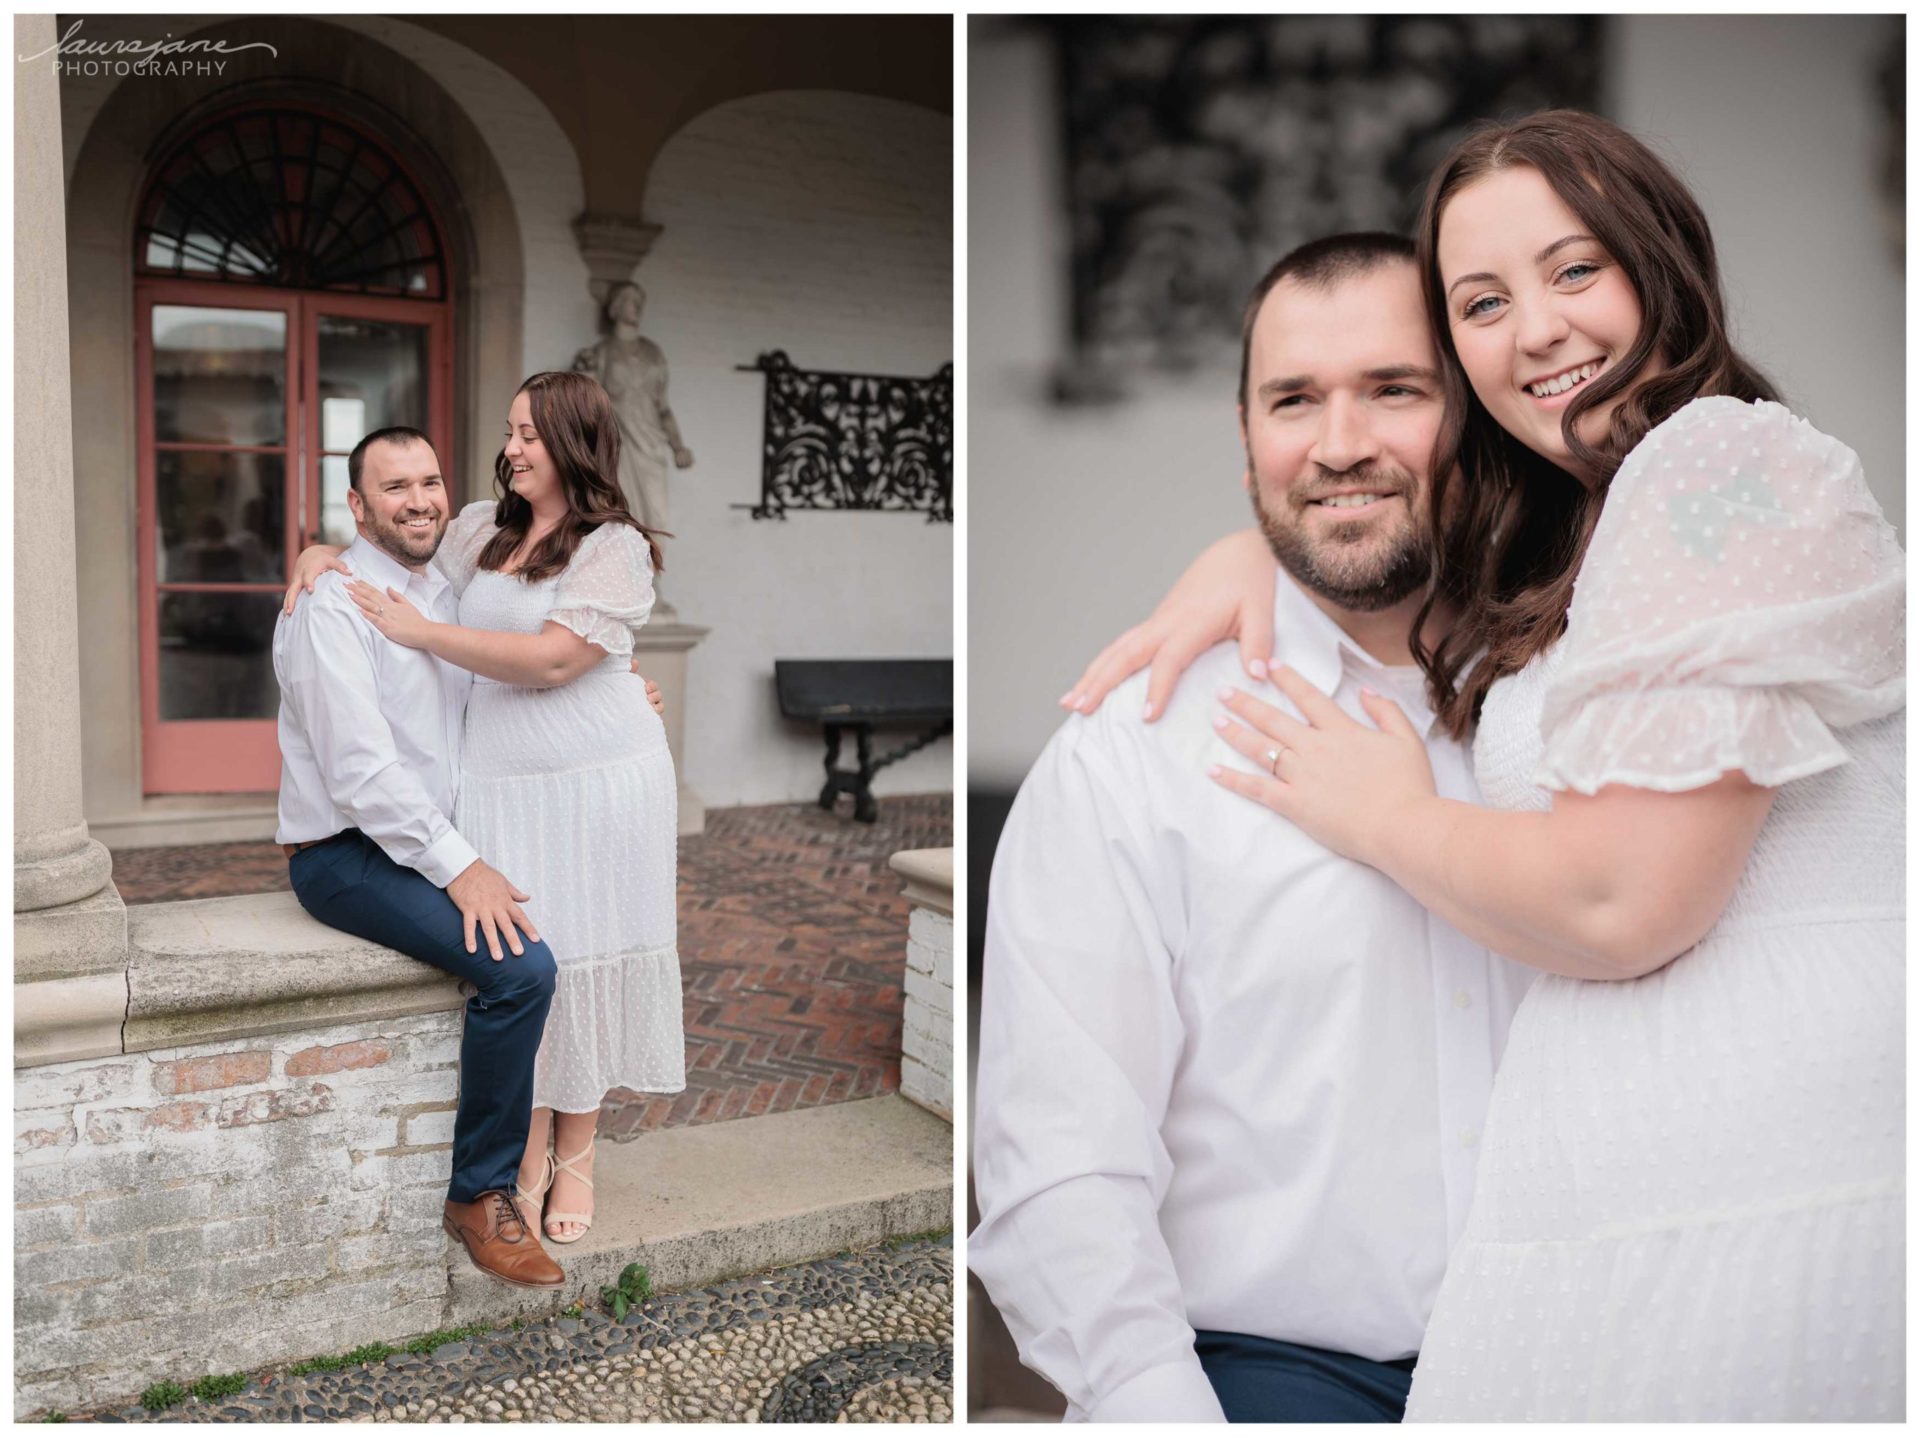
15;13;128;1066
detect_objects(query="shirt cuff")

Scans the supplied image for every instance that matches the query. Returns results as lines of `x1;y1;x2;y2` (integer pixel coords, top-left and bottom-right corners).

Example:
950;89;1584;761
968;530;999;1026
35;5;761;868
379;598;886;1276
417;829;481;889
1084;1358;1228;1423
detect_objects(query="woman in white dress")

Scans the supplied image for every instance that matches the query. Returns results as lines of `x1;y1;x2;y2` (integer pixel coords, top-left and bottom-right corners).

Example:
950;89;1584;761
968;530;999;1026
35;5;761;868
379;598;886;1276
288;370;686;1245
1065;111;1903;1420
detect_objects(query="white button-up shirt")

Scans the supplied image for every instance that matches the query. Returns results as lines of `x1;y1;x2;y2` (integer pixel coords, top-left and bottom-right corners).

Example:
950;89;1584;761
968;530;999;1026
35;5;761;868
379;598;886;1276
273;536;478;888
970;570;1538;1422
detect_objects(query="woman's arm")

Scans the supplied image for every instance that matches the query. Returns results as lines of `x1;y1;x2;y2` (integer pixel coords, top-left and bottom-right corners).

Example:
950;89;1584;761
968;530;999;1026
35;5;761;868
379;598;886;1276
347;580;605;688
1210;671;1775;980
1371;781;1773;980
416;620;605;689
1065;528;1277;720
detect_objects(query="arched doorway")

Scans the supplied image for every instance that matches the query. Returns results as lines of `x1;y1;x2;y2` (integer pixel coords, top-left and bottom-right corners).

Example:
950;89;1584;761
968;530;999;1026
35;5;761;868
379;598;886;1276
133;105;453;793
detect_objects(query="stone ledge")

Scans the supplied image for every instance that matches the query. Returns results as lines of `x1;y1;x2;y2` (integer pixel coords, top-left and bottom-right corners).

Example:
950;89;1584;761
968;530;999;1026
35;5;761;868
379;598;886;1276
15;884;129;984
17;885;133;1066
14;972;128;1068
125;892;461;1054
888;847;954;917
448;1095;954;1324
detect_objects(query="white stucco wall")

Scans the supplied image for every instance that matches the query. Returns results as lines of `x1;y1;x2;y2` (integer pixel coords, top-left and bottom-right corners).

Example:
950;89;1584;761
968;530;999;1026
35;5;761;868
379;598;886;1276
969;15;1904;789
325;16;597;377
638;90;955;807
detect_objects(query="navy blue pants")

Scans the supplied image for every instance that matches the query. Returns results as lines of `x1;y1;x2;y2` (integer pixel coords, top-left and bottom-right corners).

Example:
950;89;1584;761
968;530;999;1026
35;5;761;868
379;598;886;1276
288;831;556;1203
1196;1331;1417;1423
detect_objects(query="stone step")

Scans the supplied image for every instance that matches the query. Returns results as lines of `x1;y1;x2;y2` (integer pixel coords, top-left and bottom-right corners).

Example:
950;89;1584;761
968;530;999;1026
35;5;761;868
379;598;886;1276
445;1095;952;1325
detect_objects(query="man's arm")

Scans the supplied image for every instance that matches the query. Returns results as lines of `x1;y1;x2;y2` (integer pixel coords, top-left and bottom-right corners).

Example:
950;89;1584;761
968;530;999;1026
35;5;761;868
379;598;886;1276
969;721;1228;1422
283;600;536;958
283;599;477;884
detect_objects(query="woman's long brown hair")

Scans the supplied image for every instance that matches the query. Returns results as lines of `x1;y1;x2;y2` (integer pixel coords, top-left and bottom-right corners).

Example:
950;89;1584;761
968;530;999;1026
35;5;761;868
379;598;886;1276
479;369;666;583
1409;110;1778;739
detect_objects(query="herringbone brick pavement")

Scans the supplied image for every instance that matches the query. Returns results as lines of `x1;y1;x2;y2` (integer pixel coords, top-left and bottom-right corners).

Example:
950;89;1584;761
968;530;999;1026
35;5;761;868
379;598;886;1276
107;794;953;1143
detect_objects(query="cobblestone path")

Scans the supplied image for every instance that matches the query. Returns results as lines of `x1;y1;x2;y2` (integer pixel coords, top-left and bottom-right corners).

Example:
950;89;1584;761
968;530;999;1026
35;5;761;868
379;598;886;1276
108;795;954;1142
62;1237;953;1423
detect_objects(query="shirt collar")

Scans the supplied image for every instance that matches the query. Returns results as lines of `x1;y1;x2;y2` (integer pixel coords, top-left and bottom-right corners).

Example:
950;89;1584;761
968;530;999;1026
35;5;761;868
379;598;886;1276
343;534;446;601
1268;567;1439;738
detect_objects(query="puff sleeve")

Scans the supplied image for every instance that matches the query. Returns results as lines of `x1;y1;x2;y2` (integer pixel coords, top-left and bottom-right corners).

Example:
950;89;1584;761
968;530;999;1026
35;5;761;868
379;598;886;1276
545;523;656;660
433;500;498;597
1535;397;1904;795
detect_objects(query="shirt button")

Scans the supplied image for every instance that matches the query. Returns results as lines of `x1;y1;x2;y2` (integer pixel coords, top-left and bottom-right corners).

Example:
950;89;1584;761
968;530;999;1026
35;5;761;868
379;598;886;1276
1454;990;1473;1011
1461;1129;1480;1150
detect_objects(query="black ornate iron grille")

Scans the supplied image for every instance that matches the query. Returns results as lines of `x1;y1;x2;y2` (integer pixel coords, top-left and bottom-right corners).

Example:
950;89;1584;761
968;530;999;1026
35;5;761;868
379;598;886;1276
1051;15;1603;394
737;351;953;522
136;108;446;298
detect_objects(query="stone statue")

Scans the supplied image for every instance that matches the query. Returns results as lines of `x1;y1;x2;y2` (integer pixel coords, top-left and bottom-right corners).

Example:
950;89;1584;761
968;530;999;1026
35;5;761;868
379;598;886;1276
571;282;693;534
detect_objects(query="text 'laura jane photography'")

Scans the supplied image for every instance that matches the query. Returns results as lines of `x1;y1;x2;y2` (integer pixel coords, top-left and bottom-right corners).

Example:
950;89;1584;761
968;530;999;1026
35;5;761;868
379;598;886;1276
18;18;277;78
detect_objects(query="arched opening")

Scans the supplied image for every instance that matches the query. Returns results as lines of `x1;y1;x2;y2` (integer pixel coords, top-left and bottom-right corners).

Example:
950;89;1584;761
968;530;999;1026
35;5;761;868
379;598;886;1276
132;104;453;793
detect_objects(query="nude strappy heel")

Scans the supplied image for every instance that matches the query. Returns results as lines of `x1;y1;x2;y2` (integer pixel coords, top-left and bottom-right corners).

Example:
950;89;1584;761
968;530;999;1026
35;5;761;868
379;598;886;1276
513;1151;554;1236
544;1140;595;1245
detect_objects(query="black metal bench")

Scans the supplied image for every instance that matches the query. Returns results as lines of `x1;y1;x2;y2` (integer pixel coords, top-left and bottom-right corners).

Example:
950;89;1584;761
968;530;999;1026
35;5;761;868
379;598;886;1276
775;659;953;822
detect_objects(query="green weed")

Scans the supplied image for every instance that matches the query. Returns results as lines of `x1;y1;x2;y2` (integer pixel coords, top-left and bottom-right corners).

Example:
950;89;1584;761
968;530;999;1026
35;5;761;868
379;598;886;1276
286;1341;396;1376
600;1262;652;1320
139;1382;187;1412
404;1322;491;1355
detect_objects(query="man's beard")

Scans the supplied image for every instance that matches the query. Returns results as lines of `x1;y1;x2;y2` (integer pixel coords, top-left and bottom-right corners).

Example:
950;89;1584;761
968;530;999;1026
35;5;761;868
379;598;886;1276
361;506;446;567
1248;462;1432;614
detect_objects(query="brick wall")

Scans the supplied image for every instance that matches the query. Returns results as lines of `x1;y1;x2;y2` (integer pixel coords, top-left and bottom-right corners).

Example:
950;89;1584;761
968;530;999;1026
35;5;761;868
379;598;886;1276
901;906;955;1121
13;1012;461;1418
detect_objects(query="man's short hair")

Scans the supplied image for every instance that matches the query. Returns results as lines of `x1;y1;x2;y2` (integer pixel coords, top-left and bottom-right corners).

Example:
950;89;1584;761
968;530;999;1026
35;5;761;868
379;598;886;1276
1237;232;1418;406
346;426;435;494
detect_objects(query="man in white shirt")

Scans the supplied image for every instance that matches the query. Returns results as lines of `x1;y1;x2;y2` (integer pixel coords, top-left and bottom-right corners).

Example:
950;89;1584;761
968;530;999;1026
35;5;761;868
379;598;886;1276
970;235;1539;1421
275;427;565;1289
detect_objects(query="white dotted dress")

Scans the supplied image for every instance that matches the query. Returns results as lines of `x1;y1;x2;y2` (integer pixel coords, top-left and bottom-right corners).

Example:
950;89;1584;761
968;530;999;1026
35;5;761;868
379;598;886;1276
436;502;686;1112
1405;399;1905;1421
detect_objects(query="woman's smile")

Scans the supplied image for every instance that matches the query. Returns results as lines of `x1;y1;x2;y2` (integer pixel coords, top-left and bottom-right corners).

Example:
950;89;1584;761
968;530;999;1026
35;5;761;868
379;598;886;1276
1521;356;1607;406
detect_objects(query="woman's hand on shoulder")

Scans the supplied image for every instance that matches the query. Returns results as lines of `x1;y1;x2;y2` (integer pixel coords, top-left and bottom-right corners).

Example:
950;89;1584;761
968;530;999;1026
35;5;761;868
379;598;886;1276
1208;667;1435;864
346;579;434;650
1062;528;1277;722
283;545;352;615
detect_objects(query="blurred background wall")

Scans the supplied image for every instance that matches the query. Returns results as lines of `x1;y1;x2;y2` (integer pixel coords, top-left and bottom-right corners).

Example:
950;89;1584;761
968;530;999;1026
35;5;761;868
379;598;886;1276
966;12;1903;1420
971;12;1903;791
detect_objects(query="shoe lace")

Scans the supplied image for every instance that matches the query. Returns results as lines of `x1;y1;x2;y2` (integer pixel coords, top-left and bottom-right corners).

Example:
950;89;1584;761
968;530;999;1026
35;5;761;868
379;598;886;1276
488;1190;529;1242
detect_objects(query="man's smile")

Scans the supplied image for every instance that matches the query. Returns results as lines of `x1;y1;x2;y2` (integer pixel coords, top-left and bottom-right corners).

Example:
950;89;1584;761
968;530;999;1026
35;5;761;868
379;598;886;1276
1304;490;1403;516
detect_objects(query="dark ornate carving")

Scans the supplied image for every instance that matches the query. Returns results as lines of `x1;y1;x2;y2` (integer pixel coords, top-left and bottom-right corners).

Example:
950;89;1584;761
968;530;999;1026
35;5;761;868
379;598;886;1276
737;352;953;522
1049;16;1604;397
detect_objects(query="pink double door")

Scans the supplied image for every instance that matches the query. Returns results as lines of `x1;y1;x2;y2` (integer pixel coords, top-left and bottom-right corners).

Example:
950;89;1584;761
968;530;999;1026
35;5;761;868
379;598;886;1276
135;282;450;792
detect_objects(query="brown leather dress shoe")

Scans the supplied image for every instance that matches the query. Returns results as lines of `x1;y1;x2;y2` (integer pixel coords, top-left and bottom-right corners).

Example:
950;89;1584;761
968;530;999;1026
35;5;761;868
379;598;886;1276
443;1190;564;1288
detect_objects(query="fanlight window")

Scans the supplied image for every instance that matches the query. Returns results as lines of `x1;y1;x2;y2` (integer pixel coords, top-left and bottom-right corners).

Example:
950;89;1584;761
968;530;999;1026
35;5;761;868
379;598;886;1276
135;108;445;298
